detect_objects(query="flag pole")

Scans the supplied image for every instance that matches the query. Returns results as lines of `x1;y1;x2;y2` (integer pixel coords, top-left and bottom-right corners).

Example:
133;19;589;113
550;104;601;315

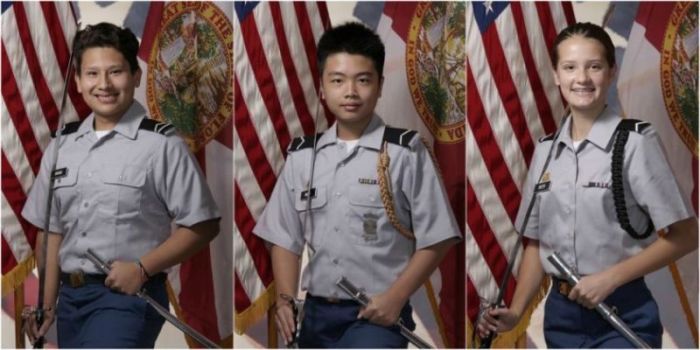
15;282;25;348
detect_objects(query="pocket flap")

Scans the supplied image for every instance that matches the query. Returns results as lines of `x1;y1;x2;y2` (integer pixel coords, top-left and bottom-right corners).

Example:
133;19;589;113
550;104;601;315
102;164;147;188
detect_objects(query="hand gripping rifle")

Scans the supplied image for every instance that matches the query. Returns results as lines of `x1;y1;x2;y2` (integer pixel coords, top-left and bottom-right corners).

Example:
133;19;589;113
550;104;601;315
547;252;651;349
336;277;433;349
85;249;220;349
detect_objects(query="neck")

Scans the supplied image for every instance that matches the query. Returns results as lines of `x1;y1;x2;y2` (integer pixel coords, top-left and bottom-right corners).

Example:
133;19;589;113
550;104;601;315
570;104;605;141
94;115;118;131
337;116;372;140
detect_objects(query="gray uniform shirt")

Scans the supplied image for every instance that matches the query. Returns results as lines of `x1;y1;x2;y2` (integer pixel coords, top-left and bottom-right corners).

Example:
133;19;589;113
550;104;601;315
515;107;695;276
253;115;461;299
22;102;220;274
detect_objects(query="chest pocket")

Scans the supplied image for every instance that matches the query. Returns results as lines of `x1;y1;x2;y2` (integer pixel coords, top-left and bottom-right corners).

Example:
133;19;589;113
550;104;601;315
102;164;147;216
293;186;328;246
347;184;388;246
53;167;79;211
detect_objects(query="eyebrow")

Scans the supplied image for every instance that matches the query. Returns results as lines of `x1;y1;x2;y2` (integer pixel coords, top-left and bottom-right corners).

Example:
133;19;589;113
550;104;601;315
326;71;374;77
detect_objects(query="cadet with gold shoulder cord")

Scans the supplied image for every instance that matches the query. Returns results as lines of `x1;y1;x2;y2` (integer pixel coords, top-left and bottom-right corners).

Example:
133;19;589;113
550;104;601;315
253;22;461;348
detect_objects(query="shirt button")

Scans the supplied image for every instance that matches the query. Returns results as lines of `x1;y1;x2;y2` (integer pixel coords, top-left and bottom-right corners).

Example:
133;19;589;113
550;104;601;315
83;202;89;208
118;175;123;180
370;197;376;202
87;172;93;178
335;192;342;198
81;232;87;237
332;258;339;264
334;226;339;232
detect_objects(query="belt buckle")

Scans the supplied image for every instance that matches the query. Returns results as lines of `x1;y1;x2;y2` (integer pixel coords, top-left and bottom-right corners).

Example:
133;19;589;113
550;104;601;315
558;280;572;297
326;297;340;303
69;271;85;288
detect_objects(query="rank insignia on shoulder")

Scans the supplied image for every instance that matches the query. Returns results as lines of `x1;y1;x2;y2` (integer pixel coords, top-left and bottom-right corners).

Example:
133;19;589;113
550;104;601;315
539;172;550;183
139;118;175;136
300;188;317;201
51;167;68;180
358;178;378;185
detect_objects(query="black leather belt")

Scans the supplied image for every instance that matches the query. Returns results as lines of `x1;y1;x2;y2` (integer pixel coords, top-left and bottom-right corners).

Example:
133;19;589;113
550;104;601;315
307;293;354;305
60;271;106;288
60;271;166;288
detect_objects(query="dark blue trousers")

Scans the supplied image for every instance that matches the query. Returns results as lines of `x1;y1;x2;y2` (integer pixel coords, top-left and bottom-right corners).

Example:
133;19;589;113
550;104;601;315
544;277;662;348
56;276;168;348
298;294;416;348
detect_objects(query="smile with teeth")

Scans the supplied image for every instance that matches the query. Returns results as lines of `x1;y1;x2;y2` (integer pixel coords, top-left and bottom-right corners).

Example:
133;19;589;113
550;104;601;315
95;93;118;103
571;87;595;94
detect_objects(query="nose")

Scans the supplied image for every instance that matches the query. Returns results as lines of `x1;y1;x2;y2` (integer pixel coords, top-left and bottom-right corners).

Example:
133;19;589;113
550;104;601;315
97;72;112;89
574;68;590;83
344;81;358;98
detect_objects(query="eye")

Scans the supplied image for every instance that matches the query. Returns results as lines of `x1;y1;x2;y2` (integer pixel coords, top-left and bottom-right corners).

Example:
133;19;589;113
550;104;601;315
110;69;124;75
358;77;370;84
331;78;342;84
562;64;574;71
85;71;98;77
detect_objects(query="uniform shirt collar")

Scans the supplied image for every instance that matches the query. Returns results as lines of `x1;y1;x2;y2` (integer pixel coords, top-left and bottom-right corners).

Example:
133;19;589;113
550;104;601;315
317;114;385;151
74;101;147;141
585;106;620;150
111;101;148;140
557;106;619;152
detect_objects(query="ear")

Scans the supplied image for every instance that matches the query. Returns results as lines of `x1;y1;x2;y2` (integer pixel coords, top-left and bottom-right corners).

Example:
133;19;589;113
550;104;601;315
378;76;384;97
74;71;82;93
319;79;325;100
552;68;560;87
134;68;142;88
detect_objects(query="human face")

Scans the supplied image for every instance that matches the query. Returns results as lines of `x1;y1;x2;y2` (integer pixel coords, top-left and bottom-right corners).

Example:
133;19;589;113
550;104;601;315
320;53;382;133
75;47;141;125
553;35;615;116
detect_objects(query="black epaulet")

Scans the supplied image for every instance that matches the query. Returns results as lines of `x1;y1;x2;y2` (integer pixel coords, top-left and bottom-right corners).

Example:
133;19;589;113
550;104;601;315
288;133;323;152
617;119;651;133
51;121;82;138
383;126;417;148
538;133;555;143
139;118;176;136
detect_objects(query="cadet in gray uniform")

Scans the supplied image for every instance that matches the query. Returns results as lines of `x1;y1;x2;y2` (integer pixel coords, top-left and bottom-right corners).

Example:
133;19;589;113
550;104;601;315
477;22;697;348
253;22;461;348
21;23;220;348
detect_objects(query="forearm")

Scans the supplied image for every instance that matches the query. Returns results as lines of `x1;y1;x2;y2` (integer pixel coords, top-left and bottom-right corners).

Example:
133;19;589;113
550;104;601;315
605;217;698;289
37;232;62;307
139;219;220;276
509;240;545;317
271;245;301;298
385;238;458;304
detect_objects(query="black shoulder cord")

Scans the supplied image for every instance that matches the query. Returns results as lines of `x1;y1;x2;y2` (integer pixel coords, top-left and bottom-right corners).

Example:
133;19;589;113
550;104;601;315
611;124;654;240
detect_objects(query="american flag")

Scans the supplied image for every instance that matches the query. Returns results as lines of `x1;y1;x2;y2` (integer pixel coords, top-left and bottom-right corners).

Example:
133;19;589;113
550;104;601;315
233;2;331;335
466;2;574;345
1;1;89;297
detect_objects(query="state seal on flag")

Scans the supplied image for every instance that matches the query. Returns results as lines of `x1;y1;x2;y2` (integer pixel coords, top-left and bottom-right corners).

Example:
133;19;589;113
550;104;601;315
146;2;233;152
406;2;465;144
661;1;698;155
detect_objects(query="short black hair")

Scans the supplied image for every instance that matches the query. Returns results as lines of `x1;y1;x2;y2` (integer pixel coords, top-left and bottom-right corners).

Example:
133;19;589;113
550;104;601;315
551;22;616;68
73;22;140;74
317;22;385;76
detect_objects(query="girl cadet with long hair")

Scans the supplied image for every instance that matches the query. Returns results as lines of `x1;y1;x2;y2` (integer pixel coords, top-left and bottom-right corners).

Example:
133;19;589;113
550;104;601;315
476;22;697;348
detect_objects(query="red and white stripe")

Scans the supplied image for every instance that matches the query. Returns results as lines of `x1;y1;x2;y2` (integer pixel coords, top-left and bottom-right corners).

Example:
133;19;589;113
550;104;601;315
1;2;89;285
233;1;331;333
466;0;574;328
